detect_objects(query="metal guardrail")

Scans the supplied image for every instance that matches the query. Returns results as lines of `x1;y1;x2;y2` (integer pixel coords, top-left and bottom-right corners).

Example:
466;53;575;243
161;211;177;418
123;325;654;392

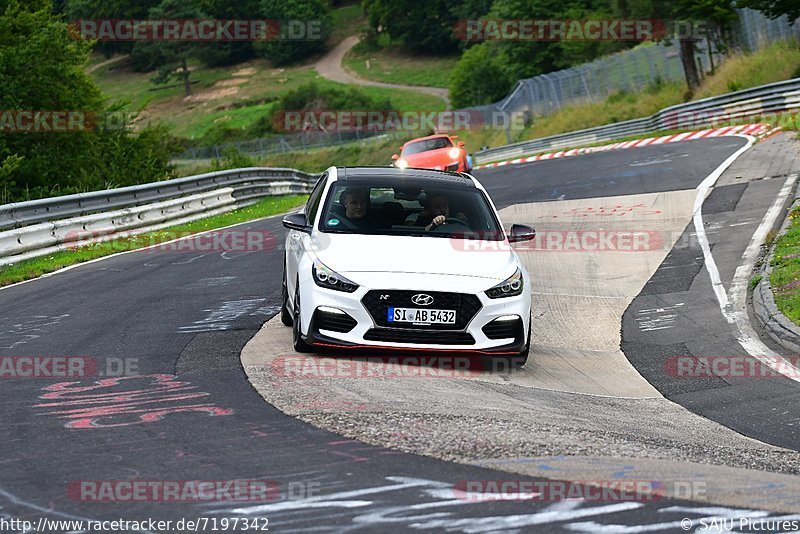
0;167;319;232
474;77;800;164
4;76;798;264
0;167;319;265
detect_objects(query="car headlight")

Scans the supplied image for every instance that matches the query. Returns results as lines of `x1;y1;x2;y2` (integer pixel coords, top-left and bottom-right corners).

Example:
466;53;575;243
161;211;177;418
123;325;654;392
312;260;358;293
448;148;461;160
396;158;409;169
485;268;524;298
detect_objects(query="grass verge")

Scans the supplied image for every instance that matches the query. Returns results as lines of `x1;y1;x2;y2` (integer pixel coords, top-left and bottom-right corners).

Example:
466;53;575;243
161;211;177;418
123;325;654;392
343;44;458;88
331;3;367;44
0;194;307;287
457;40;800;152
91;57;446;142
769;204;800;325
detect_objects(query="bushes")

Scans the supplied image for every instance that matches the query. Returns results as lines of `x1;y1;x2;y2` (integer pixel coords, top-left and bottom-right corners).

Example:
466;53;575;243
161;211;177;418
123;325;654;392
0;1;179;202
254;0;332;66
277;81;392;112
449;43;512;108
210;146;257;171
189;82;395;148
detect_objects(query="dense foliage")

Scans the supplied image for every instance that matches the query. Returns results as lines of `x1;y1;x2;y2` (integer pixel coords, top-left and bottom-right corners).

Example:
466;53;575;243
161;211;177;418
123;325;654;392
64;0;333;72
197;82;394;146
0;1;178;202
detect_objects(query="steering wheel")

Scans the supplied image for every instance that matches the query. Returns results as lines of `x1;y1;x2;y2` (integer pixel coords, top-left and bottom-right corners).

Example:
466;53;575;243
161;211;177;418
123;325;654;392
432;217;471;231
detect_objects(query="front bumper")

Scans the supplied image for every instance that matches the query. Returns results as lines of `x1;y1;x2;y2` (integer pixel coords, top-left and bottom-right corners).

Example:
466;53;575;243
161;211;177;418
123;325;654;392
299;276;531;354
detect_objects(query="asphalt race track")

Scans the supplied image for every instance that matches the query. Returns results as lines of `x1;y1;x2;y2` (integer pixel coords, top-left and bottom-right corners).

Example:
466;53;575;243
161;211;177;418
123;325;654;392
3;135;800;532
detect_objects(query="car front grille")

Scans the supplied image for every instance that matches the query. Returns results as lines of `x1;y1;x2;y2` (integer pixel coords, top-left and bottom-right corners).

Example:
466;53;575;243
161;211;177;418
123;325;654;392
446;163;460;171
362;290;482;331
364;328;475;345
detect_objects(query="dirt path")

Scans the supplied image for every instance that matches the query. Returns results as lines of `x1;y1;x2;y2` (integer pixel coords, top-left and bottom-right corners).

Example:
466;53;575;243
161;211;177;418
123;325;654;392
86;55;128;74
314;35;450;109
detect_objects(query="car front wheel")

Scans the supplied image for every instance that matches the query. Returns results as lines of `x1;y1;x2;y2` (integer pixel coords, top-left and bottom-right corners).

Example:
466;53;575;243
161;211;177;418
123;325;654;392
495;318;530;369
280;264;293;326
292;280;312;353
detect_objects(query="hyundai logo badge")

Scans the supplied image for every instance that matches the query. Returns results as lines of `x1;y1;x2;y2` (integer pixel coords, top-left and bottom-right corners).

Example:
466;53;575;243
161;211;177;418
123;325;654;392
411;294;434;306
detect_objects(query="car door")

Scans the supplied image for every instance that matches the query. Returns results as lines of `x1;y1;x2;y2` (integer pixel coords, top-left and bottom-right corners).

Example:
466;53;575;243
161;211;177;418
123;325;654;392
286;172;327;304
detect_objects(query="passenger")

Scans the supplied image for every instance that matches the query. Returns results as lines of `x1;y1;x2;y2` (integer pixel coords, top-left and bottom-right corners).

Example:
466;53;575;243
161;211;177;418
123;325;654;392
414;193;467;231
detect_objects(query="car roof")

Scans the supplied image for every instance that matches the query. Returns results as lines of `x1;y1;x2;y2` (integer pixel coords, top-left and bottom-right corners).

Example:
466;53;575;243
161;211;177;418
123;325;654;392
335;166;476;187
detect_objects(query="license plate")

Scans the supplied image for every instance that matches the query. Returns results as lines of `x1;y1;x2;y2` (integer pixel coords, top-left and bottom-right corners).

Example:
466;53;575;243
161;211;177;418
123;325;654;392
387;307;456;324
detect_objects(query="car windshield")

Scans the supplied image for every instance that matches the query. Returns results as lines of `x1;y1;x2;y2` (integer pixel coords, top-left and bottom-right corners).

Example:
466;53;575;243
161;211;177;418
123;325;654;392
318;180;504;240
402;137;453;156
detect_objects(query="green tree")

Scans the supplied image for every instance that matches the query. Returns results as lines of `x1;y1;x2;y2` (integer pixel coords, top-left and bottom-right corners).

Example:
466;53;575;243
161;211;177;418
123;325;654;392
614;0;736;93
482;0;612;82
449;42;512;108
363;0;461;54
555;4;632;68
255;0;332;66
130;0;208;96
736;0;800;22
0;0;104;198
674;0;738;77
195;0;262;67
672;0;736;92
0;1;176;202
64;0;161;58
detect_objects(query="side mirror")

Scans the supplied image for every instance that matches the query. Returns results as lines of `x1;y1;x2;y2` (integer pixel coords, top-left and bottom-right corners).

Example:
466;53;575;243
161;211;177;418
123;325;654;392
282;212;310;232
508;224;535;243
457;141;465;148
391;154;399;161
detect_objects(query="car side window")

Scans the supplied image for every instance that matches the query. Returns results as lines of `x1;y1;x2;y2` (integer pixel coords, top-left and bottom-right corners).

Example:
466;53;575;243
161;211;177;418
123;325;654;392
305;172;328;225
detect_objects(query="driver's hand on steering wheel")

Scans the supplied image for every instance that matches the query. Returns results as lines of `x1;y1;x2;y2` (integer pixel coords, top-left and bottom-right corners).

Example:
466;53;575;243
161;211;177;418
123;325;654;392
426;215;446;230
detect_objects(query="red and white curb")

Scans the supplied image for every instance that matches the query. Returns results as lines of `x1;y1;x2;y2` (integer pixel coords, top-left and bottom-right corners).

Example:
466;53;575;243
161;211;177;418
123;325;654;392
475;123;781;170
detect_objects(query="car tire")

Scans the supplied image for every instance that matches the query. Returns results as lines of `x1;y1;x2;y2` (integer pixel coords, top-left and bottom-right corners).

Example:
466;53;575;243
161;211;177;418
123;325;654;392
292;280;312;353
280;264;293;327
516;321;532;366
496;319;530;370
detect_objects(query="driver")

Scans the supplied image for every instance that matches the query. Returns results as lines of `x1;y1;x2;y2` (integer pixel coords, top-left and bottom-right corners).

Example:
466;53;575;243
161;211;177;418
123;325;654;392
415;193;467;231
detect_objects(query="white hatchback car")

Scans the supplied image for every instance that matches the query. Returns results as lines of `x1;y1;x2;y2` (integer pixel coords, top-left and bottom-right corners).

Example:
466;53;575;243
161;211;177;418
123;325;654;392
281;166;535;365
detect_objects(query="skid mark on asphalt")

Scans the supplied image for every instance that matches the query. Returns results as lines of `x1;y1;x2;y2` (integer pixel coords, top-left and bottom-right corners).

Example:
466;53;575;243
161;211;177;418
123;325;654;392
0;314;70;350
184;276;237;289
536;202;664;220
635;303;685;332
178;298;279;333
169;252;211;265
202;474;800;533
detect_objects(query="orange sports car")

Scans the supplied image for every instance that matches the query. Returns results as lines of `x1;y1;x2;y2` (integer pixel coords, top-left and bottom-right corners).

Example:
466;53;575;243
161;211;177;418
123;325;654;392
391;134;472;173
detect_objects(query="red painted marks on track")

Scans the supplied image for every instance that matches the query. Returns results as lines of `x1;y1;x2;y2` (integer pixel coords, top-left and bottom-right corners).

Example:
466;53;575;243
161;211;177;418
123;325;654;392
34;374;233;429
